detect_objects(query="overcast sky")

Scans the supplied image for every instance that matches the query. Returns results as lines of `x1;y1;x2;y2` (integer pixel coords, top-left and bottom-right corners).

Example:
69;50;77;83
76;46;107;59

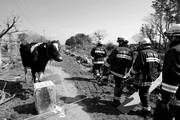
0;0;153;44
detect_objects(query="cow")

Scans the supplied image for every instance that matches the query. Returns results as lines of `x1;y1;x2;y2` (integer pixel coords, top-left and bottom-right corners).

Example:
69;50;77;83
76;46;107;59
19;40;63;83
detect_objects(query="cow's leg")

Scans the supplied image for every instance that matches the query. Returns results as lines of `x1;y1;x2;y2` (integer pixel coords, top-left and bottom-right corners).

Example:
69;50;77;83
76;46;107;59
39;72;44;81
37;72;44;82
35;73;39;83
31;70;36;83
24;67;27;82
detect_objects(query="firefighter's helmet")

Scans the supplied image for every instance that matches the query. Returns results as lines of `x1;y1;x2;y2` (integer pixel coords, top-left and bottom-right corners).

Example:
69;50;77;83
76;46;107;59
97;40;102;45
164;24;180;37
164;24;180;43
124;40;128;44
117;37;125;43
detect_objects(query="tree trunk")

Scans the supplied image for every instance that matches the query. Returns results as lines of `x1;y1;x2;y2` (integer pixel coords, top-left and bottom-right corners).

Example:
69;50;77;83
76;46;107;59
176;0;180;23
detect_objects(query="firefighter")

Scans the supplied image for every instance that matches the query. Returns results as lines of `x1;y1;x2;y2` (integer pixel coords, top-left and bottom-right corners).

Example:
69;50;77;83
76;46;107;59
153;24;180;120
101;37;133;107
91;40;107;79
125;38;161;115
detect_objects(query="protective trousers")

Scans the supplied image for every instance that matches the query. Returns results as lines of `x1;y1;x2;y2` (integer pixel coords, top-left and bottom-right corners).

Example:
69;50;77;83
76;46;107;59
114;76;124;100
93;64;103;76
138;86;150;109
153;91;180;120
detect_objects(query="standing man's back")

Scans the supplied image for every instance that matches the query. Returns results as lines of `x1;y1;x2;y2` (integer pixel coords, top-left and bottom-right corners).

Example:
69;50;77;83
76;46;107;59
90;41;107;79
102;37;133;107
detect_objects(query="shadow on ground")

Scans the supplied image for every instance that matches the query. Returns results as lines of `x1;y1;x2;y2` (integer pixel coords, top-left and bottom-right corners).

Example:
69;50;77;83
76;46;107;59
0;80;34;100
0;80;23;95
65;77;93;82
13;102;37;115
59;95;121;115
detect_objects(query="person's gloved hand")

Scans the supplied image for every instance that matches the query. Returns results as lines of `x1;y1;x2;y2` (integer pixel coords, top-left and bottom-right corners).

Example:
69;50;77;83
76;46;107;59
124;71;132;79
101;76;108;81
99;76;108;85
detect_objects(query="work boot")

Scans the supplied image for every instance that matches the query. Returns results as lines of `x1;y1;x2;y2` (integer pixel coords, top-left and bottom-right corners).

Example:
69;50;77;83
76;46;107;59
96;72;101;79
98;76;108;86
141;107;152;117
96;72;100;76
112;99;121;108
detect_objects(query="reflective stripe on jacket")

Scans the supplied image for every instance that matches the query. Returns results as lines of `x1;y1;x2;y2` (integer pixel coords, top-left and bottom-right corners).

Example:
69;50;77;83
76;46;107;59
116;54;132;60
161;83;178;93
142;82;152;86
91;46;107;58
169;97;180;106
93;61;105;64
94;50;106;54
91;45;107;65
111;71;124;78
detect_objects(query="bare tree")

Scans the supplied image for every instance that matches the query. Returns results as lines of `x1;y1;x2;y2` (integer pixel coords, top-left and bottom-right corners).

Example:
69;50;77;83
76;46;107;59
0;16;19;38
151;0;180;48
140;24;157;44
142;13;170;49
131;33;144;44
92;29;107;42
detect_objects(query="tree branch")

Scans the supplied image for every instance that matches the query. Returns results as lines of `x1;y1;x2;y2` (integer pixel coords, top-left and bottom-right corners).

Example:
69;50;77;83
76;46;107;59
0;16;19;38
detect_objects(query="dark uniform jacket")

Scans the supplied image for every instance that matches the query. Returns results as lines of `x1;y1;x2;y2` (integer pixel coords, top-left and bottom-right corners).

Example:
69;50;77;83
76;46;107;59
162;44;180;97
105;46;133;77
131;46;161;86
91;45;107;64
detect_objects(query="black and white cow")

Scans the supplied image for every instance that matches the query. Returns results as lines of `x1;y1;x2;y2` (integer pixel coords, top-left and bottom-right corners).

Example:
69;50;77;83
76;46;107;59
19;40;63;83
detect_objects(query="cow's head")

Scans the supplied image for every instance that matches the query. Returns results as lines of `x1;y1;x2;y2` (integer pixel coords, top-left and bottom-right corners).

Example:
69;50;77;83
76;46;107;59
48;40;63;62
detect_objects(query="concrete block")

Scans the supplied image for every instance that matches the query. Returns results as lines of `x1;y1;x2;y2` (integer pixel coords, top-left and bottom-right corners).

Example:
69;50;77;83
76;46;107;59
34;80;56;114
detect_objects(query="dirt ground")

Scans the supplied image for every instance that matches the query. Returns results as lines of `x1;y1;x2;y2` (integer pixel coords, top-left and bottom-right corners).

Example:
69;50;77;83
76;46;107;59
0;53;155;120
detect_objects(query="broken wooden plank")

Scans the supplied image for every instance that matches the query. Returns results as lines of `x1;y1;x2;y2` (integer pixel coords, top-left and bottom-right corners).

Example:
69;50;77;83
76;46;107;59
0;93;15;105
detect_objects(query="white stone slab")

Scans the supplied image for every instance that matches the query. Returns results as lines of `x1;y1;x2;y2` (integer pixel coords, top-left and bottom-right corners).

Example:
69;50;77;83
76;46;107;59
34;80;56;114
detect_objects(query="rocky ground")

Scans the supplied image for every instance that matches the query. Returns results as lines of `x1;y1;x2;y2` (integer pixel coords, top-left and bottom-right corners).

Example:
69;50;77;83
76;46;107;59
0;52;157;120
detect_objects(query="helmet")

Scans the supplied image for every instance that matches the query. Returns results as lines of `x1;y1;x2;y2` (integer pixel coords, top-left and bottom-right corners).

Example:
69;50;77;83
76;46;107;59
164;24;180;37
124;40;128;44
164;24;180;43
117;37;125;43
97;40;102;45
139;38;151;45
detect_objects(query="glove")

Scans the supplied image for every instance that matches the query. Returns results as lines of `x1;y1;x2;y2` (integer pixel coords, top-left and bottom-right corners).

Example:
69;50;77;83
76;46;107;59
101;76;108;81
124;71;132;79
99;76;108;85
